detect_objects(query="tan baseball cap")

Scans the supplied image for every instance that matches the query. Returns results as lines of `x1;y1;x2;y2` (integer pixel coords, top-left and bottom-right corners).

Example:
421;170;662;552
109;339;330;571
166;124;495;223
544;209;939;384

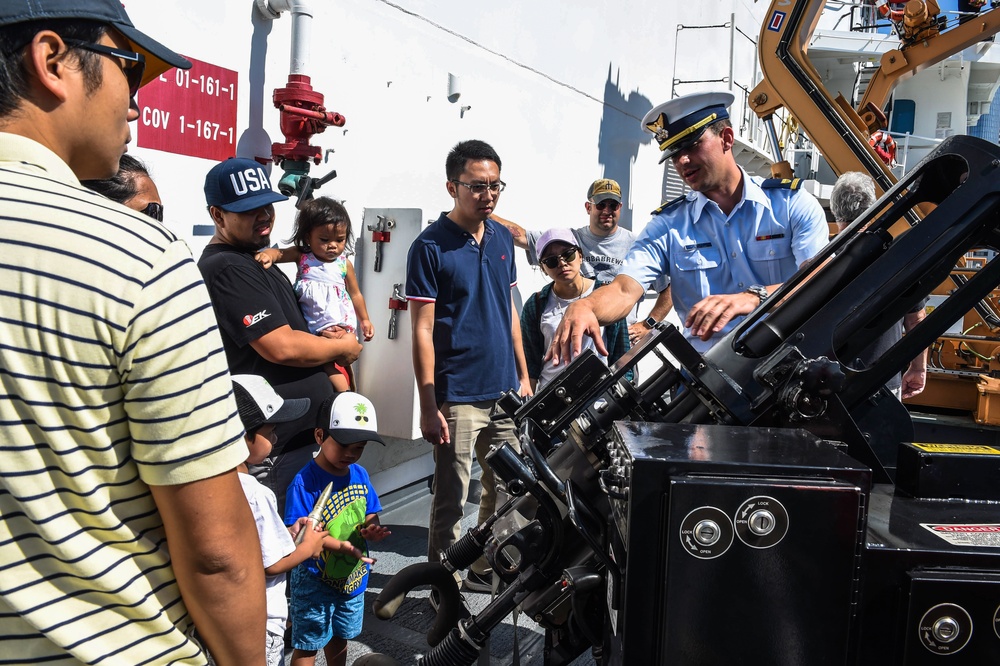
587;178;621;204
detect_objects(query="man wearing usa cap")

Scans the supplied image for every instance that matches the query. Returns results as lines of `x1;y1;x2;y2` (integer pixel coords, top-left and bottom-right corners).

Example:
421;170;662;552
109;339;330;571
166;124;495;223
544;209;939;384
199;157;363;515
0;1;266;663
551;90;828;360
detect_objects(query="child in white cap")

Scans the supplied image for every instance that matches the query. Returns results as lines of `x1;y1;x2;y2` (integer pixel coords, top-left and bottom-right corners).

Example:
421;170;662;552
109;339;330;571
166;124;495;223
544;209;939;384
230;375;368;666
283;391;391;666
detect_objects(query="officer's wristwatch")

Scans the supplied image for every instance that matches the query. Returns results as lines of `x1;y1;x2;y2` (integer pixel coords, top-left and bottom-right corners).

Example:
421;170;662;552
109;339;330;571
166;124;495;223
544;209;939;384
643;316;658;328
745;285;769;305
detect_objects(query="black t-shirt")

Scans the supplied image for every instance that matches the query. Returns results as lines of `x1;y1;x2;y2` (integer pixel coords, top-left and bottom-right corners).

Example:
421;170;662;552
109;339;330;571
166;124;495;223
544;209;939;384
198;243;333;448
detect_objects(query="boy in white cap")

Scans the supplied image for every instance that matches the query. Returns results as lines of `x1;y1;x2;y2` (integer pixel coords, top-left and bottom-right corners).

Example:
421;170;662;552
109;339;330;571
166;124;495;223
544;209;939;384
231;375;370;666
284;391;391;666
550;90;828;361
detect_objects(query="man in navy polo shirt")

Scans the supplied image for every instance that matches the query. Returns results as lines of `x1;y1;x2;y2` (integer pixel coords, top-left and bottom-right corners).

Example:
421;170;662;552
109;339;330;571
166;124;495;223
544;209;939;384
406;139;530;596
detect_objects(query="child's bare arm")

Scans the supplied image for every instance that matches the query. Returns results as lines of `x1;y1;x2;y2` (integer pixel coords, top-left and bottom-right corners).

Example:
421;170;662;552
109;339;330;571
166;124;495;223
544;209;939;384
254;246;302;269
345;260;374;341
265;517;327;575
359;513;391;542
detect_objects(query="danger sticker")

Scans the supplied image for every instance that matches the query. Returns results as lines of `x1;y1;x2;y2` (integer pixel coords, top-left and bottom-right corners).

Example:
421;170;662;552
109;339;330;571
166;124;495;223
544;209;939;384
911;443;1000;455
922;523;1000;548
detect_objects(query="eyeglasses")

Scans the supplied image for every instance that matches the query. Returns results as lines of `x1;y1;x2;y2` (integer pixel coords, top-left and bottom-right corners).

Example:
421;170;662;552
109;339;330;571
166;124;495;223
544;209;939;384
451;180;506;195
64;40;146;99
593;200;621;212
540;247;579;269
139;202;164;222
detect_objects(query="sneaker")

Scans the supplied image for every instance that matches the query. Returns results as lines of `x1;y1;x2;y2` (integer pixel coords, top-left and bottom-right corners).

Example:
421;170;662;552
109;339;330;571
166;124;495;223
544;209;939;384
463;569;494;593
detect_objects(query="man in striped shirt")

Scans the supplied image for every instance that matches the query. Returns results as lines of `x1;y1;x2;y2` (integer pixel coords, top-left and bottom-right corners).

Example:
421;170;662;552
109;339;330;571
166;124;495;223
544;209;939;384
0;1;266;664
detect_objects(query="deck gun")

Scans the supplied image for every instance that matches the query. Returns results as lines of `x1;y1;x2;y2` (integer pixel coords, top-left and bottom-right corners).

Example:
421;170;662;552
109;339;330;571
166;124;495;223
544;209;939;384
374;135;1000;665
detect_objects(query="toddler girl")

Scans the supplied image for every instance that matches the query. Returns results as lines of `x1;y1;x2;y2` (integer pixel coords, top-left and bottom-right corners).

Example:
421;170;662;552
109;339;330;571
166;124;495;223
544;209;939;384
257;197;373;391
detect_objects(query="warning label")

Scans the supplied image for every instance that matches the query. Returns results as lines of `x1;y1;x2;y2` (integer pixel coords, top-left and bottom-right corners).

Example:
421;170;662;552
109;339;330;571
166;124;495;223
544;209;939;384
922;523;1000;548
911;443;1000;455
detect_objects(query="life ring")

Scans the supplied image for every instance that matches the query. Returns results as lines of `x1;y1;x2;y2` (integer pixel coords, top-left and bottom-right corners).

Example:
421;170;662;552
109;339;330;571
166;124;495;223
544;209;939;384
874;0;906;22
870;130;897;166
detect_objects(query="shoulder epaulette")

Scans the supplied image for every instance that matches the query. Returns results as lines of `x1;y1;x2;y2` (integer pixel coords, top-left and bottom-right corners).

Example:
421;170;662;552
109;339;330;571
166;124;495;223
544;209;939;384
760;177;802;190
650;195;686;215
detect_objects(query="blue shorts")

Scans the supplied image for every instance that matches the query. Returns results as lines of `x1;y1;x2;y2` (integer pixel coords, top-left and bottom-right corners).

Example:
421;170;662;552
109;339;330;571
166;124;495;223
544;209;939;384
290;566;365;650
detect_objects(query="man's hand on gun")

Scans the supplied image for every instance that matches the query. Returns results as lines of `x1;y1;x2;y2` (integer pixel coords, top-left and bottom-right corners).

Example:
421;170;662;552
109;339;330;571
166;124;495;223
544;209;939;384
685;292;759;341
545;301;608;368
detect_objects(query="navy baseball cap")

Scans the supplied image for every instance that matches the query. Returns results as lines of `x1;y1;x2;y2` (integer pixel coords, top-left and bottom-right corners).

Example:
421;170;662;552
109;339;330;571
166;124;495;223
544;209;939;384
0;0;192;87
204;158;289;213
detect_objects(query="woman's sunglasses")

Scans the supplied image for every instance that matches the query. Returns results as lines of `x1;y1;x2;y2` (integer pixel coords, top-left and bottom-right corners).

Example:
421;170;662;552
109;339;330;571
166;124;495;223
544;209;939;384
540;247;579;269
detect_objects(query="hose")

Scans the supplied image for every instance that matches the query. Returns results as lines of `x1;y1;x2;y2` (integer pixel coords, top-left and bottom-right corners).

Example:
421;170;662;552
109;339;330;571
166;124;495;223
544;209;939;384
372;562;469;647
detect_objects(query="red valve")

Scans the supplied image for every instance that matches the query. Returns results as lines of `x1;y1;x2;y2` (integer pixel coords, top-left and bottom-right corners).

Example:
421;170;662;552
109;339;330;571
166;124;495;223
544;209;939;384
271;74;346;166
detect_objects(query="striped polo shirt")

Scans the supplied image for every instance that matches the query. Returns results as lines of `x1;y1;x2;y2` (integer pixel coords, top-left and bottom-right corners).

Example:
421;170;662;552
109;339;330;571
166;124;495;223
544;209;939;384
0;133;247;664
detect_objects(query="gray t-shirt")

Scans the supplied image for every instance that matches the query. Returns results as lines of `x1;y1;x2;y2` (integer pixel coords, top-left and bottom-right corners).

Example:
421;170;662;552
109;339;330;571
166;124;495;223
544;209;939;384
527;225;669;293
527;226;634;284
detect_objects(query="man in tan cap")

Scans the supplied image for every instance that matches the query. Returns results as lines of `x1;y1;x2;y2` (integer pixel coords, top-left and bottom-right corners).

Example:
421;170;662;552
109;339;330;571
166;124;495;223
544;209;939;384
498;178;673;337
0;1;265;663
549;90;828;362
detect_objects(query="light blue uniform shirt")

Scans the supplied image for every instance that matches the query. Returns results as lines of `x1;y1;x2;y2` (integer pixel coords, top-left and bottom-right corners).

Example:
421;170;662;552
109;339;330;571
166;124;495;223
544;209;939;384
621;170;828;352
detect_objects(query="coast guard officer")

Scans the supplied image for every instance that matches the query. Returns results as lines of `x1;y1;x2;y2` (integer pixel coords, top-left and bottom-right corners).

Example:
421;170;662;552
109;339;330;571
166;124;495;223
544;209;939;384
549;90;828;361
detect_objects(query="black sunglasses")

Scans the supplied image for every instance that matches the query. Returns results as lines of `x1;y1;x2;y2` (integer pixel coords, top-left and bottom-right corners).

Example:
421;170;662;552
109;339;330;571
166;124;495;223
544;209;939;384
540;247;579;269
594;200;621;211
139;202;164;222
64;40;146;99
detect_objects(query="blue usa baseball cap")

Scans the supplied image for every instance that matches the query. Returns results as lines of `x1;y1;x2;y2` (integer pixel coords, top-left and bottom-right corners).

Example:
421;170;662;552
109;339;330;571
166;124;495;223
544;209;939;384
204;158;289;213
0;0;192;87
641;91;735;163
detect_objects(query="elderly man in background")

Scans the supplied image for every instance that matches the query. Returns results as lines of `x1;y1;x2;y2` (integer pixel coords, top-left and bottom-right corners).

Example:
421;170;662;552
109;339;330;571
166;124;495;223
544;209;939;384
830;171;927;399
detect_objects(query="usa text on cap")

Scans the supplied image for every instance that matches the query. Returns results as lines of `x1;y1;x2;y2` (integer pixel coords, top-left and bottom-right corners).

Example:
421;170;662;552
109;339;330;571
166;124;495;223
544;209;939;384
0;0;192;86
204;158;289;213
641;91;735;163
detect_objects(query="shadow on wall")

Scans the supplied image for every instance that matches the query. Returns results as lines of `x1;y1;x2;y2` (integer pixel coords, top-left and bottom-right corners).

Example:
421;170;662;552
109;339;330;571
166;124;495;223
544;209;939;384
598;64;654;232
236;5;275;164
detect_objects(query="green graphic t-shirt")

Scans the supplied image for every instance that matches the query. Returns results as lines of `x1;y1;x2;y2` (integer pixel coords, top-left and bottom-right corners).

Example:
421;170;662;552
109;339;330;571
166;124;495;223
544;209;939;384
284;461;382;597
